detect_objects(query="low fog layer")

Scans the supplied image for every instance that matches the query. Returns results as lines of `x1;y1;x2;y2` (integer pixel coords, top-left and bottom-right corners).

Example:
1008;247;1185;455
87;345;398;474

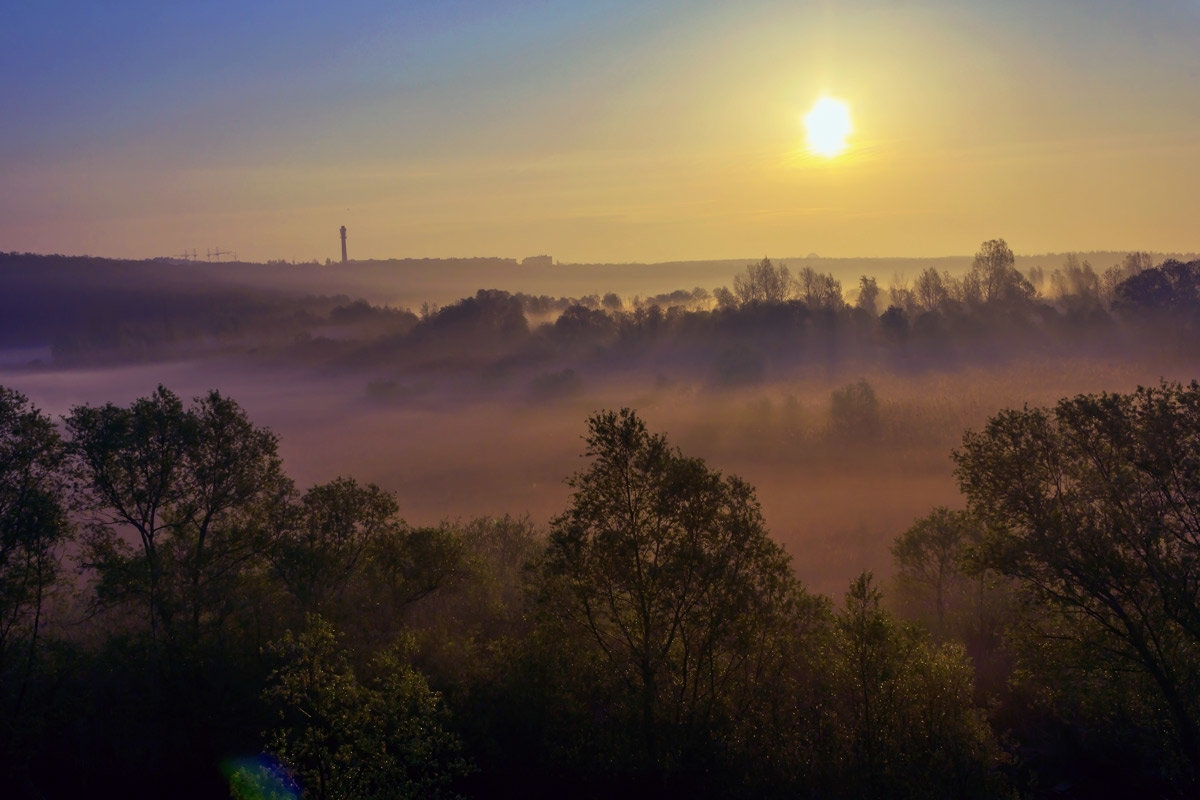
4;244;1200;597
4;249;1191;347
8;245;1200;799
6;352;1196;598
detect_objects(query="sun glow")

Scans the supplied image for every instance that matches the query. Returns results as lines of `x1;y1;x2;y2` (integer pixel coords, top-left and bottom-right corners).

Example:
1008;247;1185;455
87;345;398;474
803;96;853;158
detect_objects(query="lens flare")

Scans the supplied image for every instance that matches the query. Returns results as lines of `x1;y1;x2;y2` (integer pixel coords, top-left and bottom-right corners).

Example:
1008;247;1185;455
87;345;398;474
221;755;300;800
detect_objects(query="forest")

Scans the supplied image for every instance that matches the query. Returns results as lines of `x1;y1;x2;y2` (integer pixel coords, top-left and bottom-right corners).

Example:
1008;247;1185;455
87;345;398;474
4;241;1200;798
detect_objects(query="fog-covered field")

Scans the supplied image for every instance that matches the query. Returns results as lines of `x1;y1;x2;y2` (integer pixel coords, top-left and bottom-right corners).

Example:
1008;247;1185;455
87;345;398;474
6;347;1193;597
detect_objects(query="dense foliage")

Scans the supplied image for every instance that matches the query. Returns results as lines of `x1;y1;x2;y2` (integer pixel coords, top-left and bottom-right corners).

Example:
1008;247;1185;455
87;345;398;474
2;246;1196;393
956;380;1200;793
3;244;1200;798
0;386;1012;799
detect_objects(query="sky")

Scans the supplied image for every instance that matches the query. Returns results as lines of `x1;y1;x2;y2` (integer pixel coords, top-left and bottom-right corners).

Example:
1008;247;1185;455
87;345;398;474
3;0;1199;264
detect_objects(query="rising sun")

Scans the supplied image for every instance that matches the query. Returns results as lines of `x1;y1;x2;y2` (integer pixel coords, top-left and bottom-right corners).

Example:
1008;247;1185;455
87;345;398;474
803;96;853;158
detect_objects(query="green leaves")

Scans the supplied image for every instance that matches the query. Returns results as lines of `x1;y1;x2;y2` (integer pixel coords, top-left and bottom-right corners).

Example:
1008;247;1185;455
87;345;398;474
543;408;808;774
272;478;401;615
262;616;469;800
831;573;1001;800
0;386;70;704
890;507;998;638
955;380;1200;779
67;385;291;650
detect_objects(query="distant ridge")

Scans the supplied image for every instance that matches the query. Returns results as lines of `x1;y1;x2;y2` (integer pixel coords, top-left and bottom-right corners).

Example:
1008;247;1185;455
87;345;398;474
3;250;1195;316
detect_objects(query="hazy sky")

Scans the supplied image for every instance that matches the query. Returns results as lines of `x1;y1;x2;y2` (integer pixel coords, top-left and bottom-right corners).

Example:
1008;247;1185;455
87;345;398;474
4;0;1199;263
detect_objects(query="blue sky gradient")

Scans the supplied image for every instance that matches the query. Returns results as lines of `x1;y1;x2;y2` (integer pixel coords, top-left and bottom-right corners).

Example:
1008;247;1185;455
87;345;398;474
4;1;1199;261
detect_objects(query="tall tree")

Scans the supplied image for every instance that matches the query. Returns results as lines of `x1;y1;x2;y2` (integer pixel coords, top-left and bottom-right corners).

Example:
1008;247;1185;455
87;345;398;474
913;268;950;313
969;238;1034;306
855;275;880;316
172;390;291;645
955;381;1200;784
67;386;290;654
67;386;192;651
831;574;1000;800
541;408;809;776
272;477;402;616
733;257;793;305
890;507;988;636
0;387;70;718
797;266;844;310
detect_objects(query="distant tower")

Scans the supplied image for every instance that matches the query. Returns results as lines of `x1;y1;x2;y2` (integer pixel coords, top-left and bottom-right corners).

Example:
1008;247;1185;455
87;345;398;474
339;226;348;263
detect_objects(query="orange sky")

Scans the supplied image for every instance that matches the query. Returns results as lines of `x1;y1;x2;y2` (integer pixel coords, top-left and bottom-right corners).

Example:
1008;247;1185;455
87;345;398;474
4;1;1199;263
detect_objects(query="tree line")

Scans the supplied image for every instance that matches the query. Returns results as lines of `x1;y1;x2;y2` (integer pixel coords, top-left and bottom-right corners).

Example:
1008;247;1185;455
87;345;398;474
362;240;1195;395
7;242;1200;382
4;378;1200;797
316;241;1200;388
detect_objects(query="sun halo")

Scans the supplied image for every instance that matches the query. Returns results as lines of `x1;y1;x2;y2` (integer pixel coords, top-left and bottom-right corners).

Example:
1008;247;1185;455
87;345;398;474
803;96;853;158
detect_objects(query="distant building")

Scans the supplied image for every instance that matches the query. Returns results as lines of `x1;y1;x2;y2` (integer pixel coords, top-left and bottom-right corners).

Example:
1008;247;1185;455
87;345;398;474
340;226;348;263
521;254;553;268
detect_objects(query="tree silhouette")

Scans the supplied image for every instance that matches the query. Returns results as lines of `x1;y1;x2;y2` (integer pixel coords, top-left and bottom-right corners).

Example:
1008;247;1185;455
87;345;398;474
956;381;1200;785
0;386;71;752
541;408;806;776
273;477;401;616
855;275;880;316
733;257;793;305
797;266;843;310
831;573;1000;799
830;379;881;441
969;238;1034;306
68;386;290;655
891;507;982;634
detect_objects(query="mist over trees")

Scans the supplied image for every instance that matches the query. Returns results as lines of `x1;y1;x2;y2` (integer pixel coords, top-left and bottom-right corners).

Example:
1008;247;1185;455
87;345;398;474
0;386;70;781
540;408;808;781
4;374;1200;796
4;241;1200;797
1;244;1193;394
956;381;1200;791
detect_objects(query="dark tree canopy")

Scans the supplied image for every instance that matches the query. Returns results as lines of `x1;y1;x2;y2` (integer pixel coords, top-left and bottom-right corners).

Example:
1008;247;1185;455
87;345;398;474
257;616;469;800
1112;258;1200;327
67;386;291;653
955;381;1200;782
273;477;402;614
832;573;999;800
0;387;70;727
733;257;793;305
542;408;808;775
968;238;1034;306
0;381;1030;798
855;275;880;315
891;507;981;632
